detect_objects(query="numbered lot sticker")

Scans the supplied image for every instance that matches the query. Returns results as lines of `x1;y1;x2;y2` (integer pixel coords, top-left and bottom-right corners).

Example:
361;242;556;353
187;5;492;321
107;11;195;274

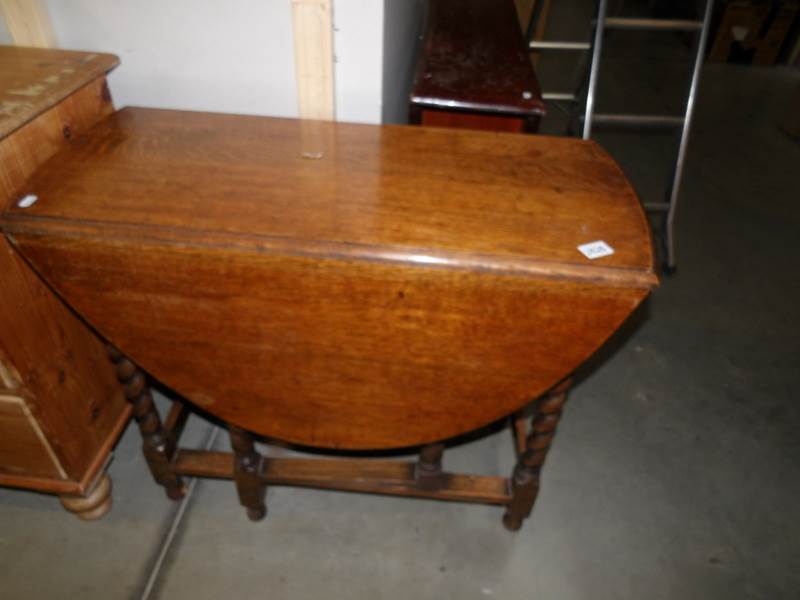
577;240;614;260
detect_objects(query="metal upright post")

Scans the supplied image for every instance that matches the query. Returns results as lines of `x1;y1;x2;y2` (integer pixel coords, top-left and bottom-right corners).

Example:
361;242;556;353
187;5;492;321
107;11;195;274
583;0;609;140
663;0;714;272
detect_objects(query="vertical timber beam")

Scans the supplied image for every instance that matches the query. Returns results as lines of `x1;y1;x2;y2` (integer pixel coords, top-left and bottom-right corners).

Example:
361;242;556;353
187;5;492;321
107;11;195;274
292;0;335;120
0;0;56;48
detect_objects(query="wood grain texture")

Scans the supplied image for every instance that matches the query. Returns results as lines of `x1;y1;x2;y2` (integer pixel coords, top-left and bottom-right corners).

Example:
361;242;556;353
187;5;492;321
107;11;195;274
6;234;650;448
0;47;128;500
0;76;114;210
0;236;127;478
0;45;118;138
420;108;528;133
173;451;512;505
5;107;656;280
2;107;657;450
411;0;545;117
0;394;64;479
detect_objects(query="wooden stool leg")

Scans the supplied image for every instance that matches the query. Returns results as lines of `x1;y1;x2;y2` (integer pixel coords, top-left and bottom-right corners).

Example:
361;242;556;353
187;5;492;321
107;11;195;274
503;379;571;531
59;473;113;521
230;425;267;521
107;346;184;500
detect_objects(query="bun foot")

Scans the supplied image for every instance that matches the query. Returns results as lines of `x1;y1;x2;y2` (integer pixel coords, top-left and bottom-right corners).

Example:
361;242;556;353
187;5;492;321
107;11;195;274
60;474;113;521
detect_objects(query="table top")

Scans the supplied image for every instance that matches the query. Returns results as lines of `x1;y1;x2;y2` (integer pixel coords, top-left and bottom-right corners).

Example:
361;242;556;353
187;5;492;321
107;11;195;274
4;107;656;288
0;46;119;139
1;108;657;448
410;0;545;117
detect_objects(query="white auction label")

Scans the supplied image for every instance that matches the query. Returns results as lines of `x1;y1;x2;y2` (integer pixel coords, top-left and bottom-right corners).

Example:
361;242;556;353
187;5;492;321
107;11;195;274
17;194;38;208
577;240;614;260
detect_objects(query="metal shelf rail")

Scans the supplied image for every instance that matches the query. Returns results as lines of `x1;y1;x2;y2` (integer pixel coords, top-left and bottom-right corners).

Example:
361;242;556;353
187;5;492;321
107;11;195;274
528;0;715;272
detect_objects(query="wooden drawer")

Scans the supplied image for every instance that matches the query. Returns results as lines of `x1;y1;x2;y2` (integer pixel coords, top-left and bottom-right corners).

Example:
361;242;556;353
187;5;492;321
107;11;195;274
0;395;66;479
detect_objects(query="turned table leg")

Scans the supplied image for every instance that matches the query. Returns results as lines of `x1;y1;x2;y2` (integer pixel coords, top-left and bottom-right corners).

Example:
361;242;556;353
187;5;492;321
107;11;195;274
230;425;267;521
503;379;571;531
415;442;445;489
107;346;184;500
59;473;113;520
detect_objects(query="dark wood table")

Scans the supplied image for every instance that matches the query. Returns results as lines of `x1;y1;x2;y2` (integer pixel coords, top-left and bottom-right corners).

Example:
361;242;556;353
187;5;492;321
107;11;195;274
1;108;657;530
410;0;546;133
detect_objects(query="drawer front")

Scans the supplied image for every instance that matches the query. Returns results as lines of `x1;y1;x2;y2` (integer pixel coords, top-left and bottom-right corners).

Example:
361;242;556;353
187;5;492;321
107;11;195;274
0;395;66;479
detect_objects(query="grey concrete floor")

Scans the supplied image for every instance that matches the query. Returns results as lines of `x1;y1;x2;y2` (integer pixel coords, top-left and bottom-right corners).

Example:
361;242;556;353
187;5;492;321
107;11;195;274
2;32;800;600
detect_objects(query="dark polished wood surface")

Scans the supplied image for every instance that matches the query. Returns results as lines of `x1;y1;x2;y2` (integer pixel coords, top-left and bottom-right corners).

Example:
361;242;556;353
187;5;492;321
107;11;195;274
2;108;656;450
410;0;545;118
3;108;653;279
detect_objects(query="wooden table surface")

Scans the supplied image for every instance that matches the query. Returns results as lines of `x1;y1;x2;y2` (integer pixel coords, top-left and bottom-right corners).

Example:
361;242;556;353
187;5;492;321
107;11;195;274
411;0;545;118
0;46;119;139
2;108;657;449
4;107;653;283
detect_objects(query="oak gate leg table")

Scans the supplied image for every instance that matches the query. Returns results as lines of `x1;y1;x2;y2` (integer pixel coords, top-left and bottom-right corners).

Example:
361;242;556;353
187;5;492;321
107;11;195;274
1;108;658;530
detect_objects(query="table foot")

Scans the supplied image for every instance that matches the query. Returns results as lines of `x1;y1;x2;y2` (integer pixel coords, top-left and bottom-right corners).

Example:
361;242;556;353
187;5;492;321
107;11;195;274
59;473;112;521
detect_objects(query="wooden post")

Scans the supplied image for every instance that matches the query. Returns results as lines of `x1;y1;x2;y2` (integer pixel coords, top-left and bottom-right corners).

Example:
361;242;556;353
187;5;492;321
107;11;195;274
416;442;445;488
0;0;56;47
107;346;185;500
292;0;335;120
503;379;571;531
230;425;267;521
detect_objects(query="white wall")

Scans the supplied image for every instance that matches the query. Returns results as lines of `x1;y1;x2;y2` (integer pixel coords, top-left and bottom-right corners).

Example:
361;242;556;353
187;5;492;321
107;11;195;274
42;0;298;118
0;15;11;44
1;1;393;124
333;0;384;123
381;0;424;124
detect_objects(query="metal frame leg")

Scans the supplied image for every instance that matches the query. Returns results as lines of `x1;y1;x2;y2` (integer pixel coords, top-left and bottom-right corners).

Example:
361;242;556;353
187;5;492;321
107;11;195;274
583;0;609;140
663;0;714;272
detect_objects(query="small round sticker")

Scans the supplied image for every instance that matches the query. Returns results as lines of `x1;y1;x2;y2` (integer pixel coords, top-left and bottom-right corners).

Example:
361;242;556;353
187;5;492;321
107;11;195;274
17;194;38;208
